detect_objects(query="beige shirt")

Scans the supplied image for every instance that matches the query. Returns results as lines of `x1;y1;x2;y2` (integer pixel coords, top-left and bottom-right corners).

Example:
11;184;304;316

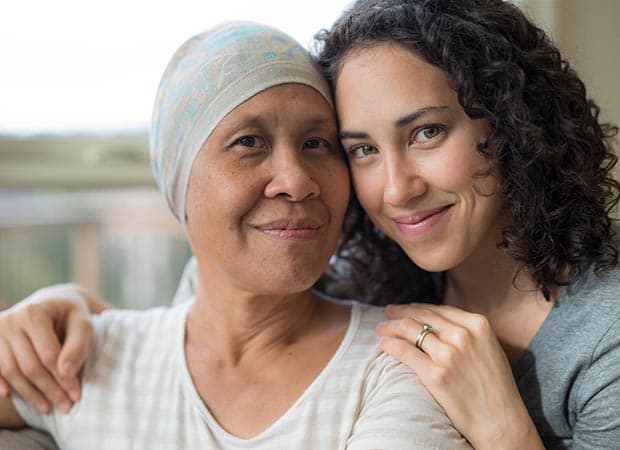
13;301;470;450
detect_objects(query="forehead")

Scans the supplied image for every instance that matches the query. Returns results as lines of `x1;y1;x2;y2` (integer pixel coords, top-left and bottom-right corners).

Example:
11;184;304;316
335;43;456;114
213;83;336;134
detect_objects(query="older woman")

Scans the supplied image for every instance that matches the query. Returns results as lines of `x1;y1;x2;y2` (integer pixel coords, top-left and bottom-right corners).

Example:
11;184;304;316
0;21;468;449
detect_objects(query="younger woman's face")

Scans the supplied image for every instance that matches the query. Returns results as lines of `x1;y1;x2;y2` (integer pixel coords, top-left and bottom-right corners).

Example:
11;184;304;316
335;43;504;272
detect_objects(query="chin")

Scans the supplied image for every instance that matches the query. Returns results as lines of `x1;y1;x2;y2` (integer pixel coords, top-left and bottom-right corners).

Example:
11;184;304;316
403;246;460;273
250;268;325;296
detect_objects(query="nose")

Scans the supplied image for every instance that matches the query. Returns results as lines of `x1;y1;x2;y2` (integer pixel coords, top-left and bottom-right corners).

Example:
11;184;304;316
382;153;427;206
264;147;320;201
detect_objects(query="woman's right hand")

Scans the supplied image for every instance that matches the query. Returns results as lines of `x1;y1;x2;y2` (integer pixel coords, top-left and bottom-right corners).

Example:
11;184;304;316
377;303;544;450
0;283;106;414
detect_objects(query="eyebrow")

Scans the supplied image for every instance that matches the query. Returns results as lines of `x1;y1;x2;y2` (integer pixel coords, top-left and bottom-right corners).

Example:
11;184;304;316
339;105;450;140
394;106;449;127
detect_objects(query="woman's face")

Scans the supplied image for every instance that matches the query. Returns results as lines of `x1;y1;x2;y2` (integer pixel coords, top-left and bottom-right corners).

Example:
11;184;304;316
185;83;350;295
335;43;504;272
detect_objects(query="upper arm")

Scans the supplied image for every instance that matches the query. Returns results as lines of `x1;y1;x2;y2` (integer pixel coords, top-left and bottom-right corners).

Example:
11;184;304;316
347;354;471;450
572;317;620;447
0;395;27;429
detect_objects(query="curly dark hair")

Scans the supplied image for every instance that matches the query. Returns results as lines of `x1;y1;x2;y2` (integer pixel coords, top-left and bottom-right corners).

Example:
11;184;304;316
312;0;619;305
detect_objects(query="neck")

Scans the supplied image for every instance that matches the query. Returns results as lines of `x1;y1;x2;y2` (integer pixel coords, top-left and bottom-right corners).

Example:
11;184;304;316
442;230;555;362
186;275;323;367
444;247;537;314
442;219;543;313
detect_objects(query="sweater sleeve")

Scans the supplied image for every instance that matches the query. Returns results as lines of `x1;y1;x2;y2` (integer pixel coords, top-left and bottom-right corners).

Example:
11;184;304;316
346;352;471;450
571;316;620;449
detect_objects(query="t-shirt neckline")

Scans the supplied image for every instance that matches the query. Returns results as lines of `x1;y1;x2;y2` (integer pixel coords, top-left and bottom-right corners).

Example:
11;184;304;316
175;299;362;444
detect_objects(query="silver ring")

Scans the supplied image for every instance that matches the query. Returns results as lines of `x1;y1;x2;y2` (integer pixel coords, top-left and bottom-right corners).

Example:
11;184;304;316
415;323;433;351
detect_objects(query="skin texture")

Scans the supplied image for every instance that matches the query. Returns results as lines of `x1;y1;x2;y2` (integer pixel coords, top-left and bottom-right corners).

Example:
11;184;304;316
335;43;546;450
185;83;349;297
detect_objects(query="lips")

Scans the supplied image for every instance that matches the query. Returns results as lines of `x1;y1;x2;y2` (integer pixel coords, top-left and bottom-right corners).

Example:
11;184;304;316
390;205;453;238
392;206;451;225
254;218;323;240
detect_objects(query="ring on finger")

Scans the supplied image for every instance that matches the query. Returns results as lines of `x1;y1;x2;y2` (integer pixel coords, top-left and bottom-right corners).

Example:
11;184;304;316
415;323;434;352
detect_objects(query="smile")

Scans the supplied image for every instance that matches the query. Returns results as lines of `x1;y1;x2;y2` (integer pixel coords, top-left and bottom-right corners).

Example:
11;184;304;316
391;205;452;238
254;218;323;240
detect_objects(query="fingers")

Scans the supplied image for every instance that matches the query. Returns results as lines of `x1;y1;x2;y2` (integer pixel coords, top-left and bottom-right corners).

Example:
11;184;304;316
0;337;51;414
379;335;434;377
377;317;445;361
56;310;94;401
0;375;9;397
0;284;97;415
1;304;76;412
386;303;489;331
20;306;63;375
58;310;93;376
9;331;73;413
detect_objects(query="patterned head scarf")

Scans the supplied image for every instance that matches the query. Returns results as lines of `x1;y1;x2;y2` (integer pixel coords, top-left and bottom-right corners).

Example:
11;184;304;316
149;21;333;223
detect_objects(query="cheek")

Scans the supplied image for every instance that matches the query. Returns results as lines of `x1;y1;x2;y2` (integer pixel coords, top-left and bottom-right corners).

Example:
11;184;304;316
350;167;378;209
187;169;256;226
323;166;352;222
432;143;492;193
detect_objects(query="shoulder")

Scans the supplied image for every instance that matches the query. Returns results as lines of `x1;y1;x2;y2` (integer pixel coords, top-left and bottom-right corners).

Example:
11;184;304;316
350;356;470;449
351;302;387;339
91;302;189;349
345;303;470;449
561;268;620;446
84;302;189;383
556;266;620;339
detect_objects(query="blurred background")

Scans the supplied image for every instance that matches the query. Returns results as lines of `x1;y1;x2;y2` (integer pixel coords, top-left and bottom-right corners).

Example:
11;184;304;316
1;0;619;309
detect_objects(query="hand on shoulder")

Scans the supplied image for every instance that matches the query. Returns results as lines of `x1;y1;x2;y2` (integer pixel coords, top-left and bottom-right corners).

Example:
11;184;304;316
0;283;104;414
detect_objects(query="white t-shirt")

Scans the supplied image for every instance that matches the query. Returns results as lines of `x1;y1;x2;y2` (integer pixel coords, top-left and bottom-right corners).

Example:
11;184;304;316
13;301;470;450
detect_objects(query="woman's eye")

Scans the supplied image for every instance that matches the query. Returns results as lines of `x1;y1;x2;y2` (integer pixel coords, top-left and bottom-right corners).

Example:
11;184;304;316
348;144;377;159
412;126;443;144
303;138;332;151
236;135;266;148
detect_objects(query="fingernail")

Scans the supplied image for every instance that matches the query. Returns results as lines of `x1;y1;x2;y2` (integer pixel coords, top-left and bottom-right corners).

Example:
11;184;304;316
36;402;49;414
0;386;8;397
59;402;72;413
69;389;80;402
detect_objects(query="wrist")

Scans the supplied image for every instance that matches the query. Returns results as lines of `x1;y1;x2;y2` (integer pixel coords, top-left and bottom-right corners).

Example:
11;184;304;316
473;408;543;450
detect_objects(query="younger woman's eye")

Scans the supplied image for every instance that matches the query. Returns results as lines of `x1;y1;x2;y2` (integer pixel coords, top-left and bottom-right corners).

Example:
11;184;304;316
236;135;267;148
411;125;444;144
348;144;378;159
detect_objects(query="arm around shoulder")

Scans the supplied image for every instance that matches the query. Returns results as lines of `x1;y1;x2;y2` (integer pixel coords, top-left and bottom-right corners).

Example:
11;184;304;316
347;353;471;450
